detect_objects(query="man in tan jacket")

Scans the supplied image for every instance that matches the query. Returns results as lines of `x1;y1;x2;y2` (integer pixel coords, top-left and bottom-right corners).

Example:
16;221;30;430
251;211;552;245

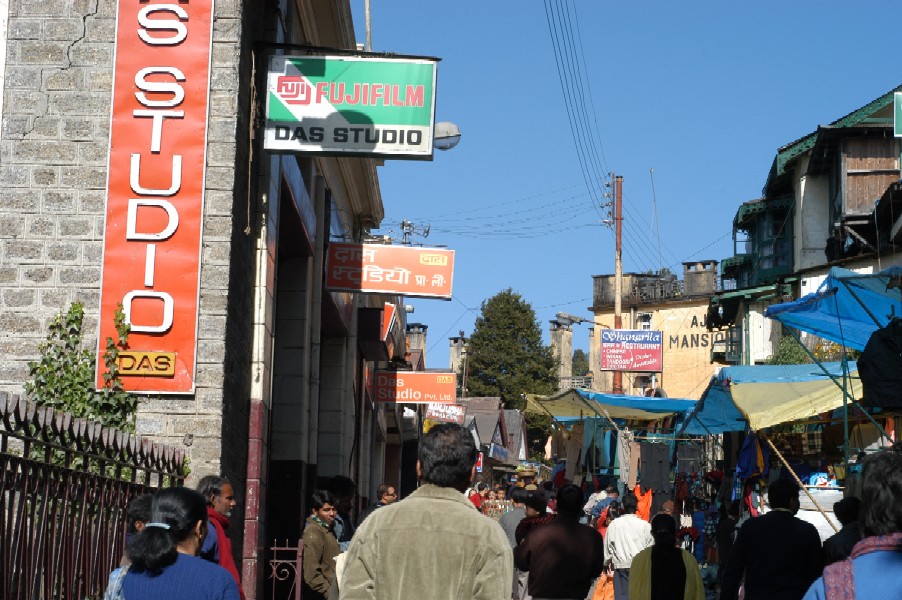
340;423;513;599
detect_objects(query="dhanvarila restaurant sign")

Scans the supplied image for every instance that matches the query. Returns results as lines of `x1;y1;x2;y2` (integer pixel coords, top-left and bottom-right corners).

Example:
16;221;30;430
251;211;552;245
96;1;215;393
374;372;456;404
325;243;454;299
264;55;437;159
600;330;664;372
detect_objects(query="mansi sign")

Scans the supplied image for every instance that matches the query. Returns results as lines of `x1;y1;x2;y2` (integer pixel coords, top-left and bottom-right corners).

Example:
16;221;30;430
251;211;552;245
264;55;438;159
96;1;215;393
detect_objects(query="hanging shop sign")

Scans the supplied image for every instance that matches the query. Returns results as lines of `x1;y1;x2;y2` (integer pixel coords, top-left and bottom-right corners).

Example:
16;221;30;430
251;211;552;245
895;92;902;137
264;55;438;159
96;0;215;393
425;402;467;425
600;329;664;372
374;371;456;404
325;242;454;299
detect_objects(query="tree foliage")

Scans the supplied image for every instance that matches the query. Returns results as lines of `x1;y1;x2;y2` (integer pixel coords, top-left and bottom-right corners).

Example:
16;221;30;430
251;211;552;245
25;301;137;432
572;348;590;376
464;289;557;460
765;335;812;365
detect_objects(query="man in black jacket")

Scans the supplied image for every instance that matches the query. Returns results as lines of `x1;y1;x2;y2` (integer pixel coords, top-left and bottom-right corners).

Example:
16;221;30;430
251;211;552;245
357;482;397;526
514;483;605;599
721;479;822;600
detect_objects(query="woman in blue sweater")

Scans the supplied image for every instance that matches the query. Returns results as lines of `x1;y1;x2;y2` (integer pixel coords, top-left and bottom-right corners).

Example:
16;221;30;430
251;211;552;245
106;487;240;600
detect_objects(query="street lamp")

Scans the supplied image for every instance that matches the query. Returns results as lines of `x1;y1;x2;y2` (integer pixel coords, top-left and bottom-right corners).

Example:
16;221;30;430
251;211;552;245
433;121;461;151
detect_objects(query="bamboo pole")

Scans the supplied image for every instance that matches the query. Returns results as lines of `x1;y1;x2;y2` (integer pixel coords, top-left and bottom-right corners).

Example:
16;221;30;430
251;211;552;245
761;432;839;532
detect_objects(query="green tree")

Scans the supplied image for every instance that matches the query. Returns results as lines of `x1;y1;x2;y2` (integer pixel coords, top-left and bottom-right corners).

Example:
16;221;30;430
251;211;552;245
765;335;812;365
572;348;590;376
25;301;137;432
464;289;557;460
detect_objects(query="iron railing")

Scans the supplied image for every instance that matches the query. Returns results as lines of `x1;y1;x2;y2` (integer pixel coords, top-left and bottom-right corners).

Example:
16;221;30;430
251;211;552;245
0;392;185;600
268;539;304;600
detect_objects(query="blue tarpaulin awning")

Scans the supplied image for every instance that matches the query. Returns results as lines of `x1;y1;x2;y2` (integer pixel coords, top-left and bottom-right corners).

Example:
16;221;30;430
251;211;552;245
525;389;696;423
764;266;902;351
681;362;861;434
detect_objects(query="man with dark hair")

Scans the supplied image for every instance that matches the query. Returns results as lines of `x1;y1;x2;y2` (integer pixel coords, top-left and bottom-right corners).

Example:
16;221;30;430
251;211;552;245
197;474;244;600
341;423;512;599
119;493;153;566
515;483;605;600
499;486;528;547
604;491;653;600
499;487;528;600
357;482;397;526
802;445;902;600
325;475;357;551
721;479;822;600
822;496;862;565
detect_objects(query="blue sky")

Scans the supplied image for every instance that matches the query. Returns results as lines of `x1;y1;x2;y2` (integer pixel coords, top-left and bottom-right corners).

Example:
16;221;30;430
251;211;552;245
351;1;901;370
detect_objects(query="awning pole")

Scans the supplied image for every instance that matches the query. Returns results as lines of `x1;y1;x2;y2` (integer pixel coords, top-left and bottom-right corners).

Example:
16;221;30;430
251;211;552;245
761;432;838;532
836;278;885;330
833;292;852;469
785;328;891;444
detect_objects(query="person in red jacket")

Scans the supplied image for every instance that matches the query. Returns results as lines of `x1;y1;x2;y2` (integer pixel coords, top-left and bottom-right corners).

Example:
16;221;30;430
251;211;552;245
197;475;245;600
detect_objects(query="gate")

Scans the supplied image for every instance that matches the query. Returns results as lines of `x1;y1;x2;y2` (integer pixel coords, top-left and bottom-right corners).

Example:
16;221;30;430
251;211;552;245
268;540;304;600
0;392;186;599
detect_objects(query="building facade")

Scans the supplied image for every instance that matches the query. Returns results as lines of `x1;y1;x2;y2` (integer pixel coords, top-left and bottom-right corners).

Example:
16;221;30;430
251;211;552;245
711;84;902;365
590;262;720;399
0;2;424;598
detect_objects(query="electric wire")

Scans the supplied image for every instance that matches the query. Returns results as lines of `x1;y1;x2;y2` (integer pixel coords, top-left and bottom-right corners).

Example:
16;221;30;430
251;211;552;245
543;0;607;221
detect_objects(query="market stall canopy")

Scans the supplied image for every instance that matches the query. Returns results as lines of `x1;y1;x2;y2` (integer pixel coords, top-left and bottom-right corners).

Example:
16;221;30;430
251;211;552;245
525;389;696;422
765;266;902;351
681;362;861;434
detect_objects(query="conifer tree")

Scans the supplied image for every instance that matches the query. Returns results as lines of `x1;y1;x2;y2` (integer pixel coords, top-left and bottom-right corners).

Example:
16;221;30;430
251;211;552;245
464;289;557;459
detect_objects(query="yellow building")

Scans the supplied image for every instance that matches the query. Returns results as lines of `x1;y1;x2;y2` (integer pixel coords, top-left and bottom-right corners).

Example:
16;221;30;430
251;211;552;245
590;262;722;400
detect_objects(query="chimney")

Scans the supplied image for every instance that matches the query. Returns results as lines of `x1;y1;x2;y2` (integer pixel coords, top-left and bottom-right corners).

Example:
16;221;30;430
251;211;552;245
682;260;718;296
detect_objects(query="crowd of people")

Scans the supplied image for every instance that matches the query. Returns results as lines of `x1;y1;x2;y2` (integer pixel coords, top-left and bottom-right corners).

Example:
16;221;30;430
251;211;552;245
103;476;244;600
102;427;902;600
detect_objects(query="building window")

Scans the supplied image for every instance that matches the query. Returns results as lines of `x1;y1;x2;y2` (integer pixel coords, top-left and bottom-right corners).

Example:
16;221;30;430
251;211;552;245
636;313;652;330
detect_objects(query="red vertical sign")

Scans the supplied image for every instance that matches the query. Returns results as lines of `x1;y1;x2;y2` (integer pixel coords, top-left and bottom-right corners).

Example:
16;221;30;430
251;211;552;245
96;2;215;393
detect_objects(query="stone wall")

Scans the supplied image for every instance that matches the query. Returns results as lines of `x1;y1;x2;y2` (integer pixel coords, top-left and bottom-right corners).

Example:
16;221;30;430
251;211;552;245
0;0;253;490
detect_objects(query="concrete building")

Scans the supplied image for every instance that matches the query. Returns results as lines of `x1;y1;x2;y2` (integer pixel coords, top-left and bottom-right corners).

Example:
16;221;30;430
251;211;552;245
590;261;721;399
0;2;431;597
710;84;902;364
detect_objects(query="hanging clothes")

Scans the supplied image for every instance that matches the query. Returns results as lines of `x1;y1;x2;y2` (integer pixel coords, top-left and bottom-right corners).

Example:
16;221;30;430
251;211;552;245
638;442;670;495
617;430;633;485
733;432;769;483
676;443;703;474
565;422;584;480
634;485;652;522
582;418;606;472
628;441;641;489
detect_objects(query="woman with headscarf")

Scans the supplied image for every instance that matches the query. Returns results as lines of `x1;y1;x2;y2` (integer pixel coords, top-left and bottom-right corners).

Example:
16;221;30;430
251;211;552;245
104;487;240;600
628;513;704;600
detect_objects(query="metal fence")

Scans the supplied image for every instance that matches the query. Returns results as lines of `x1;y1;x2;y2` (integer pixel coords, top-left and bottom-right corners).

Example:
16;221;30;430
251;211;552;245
268;540;304;600
0;392;186;600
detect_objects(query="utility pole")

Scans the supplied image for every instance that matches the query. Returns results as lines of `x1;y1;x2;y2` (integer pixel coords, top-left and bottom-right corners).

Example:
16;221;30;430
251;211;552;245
613;175;624;394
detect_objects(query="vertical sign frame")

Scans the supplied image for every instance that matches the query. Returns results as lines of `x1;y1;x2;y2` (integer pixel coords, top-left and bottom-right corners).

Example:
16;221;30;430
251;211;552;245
96;1;216;393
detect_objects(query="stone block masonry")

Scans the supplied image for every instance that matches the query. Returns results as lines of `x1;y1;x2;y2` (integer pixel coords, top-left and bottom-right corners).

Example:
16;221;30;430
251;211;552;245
0;0;251;502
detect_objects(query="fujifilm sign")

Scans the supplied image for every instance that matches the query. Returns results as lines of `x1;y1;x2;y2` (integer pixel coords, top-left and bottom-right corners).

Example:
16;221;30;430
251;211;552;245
264;55;438;159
